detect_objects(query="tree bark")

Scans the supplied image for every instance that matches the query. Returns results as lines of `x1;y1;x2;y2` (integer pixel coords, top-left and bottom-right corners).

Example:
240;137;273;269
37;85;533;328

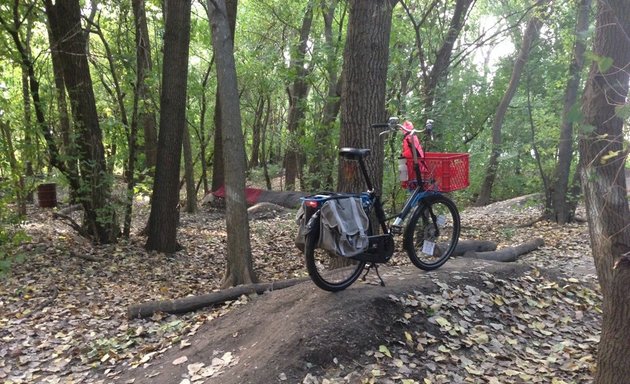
210;0;237;192
547;0;591;224
475;0;548;206
337;0;394;194
207;0;257;288
578;0;630;382
145;0;191;252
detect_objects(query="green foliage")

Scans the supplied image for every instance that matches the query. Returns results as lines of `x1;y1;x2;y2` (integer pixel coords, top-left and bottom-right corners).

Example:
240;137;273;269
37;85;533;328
0;181;30;275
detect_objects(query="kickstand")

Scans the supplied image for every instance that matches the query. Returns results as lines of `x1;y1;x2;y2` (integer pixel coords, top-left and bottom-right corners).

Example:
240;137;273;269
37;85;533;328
362;263;385;287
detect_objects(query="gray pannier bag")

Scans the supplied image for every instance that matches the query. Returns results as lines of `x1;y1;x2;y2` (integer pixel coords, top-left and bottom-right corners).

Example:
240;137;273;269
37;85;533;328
318;197;369;257
295;204;308;252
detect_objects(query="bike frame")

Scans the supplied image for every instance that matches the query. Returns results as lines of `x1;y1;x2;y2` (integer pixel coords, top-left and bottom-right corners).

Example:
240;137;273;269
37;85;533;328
352;152;435;235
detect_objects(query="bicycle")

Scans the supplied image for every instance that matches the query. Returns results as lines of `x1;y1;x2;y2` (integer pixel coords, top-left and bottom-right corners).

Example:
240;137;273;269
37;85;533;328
298;117;469;292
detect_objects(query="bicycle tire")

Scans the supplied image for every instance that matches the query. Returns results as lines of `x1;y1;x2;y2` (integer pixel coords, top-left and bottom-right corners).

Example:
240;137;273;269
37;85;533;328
403;194;460;270
304;217;366;292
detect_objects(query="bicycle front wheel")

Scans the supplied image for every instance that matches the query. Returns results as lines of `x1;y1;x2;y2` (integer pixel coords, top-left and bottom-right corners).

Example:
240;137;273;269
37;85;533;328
304;218;366;292
403;194;460;270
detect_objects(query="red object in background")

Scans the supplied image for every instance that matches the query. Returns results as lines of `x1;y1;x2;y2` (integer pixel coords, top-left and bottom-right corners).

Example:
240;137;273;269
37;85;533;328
419;152;470;192
212;185;263;205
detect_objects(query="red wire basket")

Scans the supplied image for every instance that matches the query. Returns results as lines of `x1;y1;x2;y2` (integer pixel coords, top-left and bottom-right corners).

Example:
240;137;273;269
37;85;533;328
420;152;470;192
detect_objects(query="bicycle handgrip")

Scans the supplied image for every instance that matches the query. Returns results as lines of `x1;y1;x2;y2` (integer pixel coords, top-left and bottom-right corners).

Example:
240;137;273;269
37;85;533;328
371;123;389;129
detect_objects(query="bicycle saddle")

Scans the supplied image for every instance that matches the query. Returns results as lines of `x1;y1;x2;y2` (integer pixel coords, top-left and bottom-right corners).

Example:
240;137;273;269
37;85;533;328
339;147;370;160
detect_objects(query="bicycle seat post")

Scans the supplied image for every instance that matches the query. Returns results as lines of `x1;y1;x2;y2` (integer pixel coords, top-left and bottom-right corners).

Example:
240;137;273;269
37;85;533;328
358;158;374;192
339;148;374;192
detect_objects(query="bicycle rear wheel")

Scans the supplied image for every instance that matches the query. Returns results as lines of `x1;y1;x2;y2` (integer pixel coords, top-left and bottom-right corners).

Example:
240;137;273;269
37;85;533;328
403;194;460;270
304;218;366;292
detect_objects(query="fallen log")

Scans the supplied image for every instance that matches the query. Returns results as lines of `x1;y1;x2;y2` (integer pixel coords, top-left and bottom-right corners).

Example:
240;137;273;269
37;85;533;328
462;238;544;262
128;277;309;319
451;239;497;256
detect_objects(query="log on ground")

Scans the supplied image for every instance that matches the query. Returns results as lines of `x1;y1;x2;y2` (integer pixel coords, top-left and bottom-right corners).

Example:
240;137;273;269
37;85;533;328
451;239;497;256
462;238;544;262
128;277;309;319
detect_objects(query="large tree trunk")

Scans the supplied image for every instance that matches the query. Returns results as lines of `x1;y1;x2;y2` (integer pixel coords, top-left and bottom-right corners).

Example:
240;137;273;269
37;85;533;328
145;0;191;252
45;0;117;243
283;1;314;191
475;0;548;206
547;0;591;224
337;0;393;194
579;1;630;383
210;0;237;192
207;0;257;288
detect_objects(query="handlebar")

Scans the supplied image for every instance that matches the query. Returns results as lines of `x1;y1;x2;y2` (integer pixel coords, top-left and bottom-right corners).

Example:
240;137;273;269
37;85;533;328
372;116;434;140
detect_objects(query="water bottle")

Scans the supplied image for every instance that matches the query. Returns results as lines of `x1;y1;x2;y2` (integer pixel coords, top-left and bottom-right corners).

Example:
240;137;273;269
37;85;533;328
398;158;408;182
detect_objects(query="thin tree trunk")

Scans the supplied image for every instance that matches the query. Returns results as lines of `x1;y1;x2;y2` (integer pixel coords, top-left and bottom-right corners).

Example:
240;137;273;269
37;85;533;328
308;0;342;191
548;0;591;224
132;0;158;172
579;1;630;382
183;123;197;213
249;95;264;169
422;0;474;116
283;1;314;190
475;0;547;206
197;59;214;193
0;8;70;186
207;0;257;287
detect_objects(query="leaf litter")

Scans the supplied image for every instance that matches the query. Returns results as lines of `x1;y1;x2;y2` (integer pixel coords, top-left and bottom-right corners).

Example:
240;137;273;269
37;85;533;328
0;195;601;383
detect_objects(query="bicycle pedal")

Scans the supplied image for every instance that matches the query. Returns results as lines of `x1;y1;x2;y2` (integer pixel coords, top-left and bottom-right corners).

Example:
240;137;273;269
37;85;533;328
390;225;403;235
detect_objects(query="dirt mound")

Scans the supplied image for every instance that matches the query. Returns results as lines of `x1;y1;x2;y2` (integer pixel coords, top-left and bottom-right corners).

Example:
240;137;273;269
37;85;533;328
117;259;532;384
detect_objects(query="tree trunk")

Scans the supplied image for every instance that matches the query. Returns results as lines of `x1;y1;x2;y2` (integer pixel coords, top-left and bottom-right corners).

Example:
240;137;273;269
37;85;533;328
145;0;191;252
337;0;394;194
307;0;342;191
132;0;158;172
210;0;237;192
183;124;197;213
45;0;117;243
283;1;314;190
1;6;70;186
207;0;257;288
579;1;630;383
422;0;474;116
475;0;547;206
199;61;214;193
249;95;265;169
547;0;591;224
124;0;155;237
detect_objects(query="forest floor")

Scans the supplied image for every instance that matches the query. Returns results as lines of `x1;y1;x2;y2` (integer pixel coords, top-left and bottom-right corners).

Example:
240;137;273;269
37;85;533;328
0;194;601;383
